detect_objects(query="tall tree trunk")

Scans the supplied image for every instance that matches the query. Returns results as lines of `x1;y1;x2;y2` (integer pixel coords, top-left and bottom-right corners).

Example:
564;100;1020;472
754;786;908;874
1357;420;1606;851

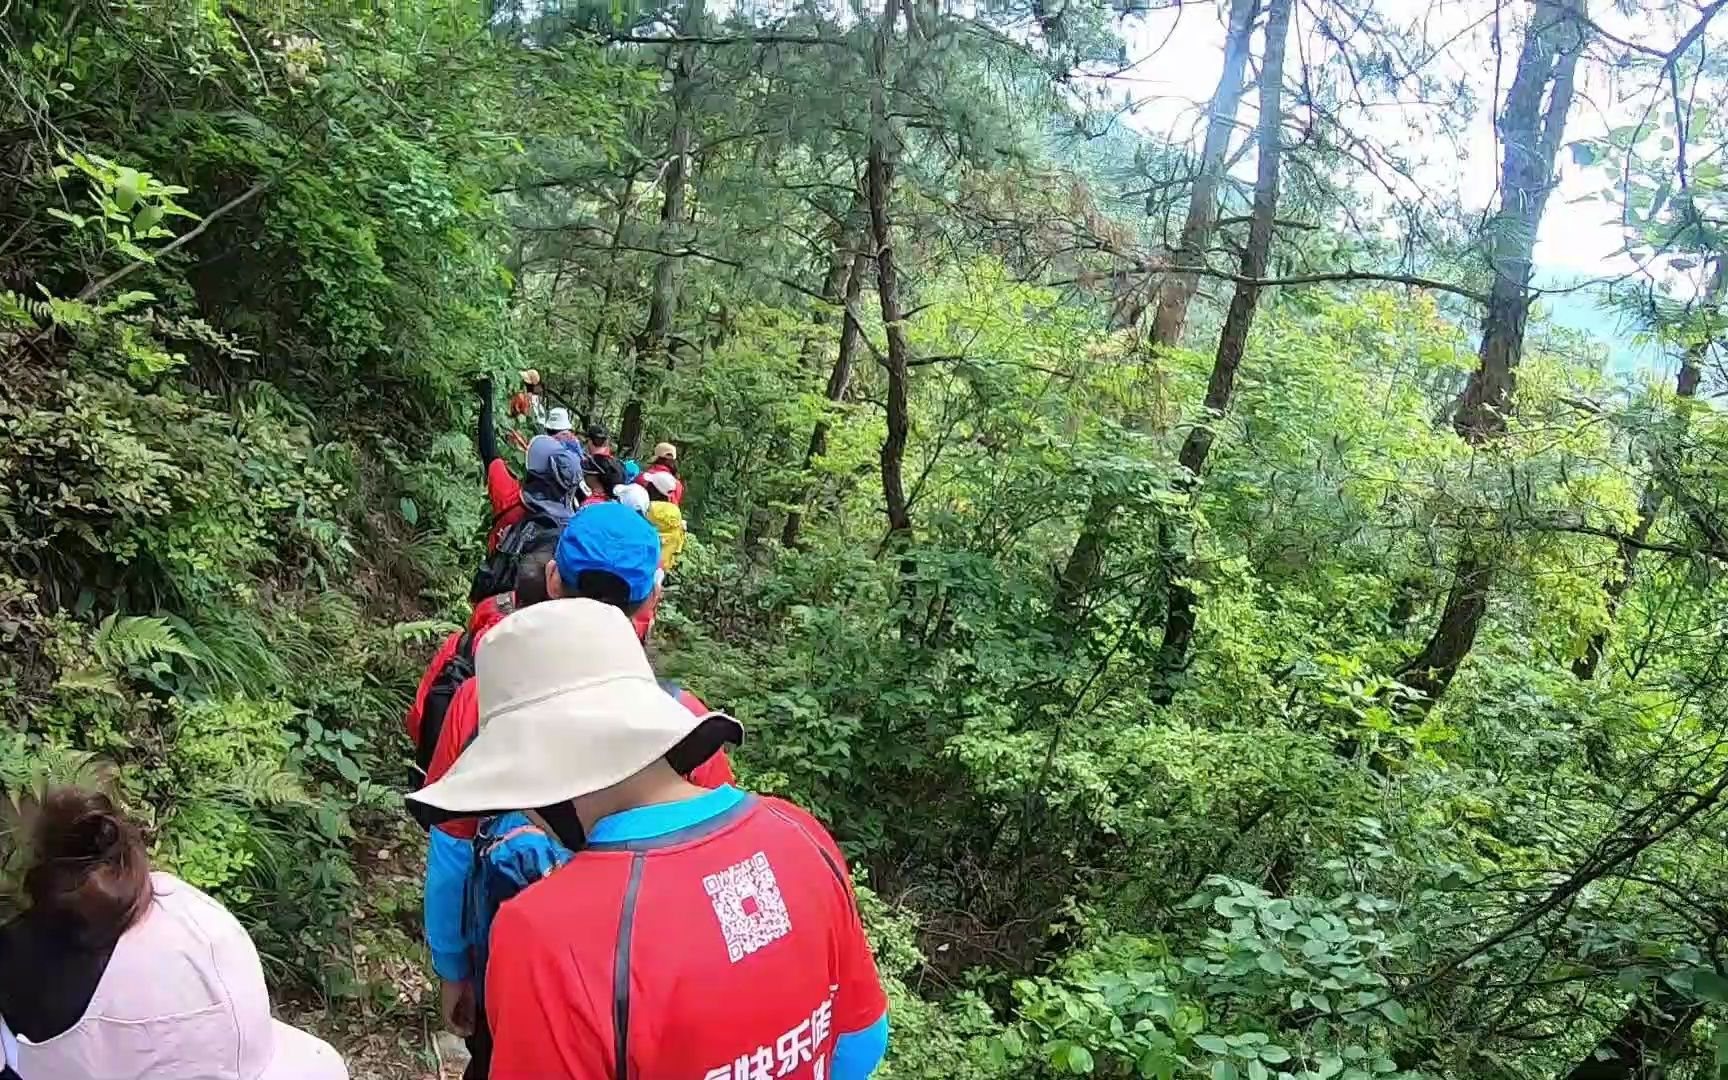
1054;0;1261;614
784;247;870;550
1153;0;1293;700
868;7;913;548
1398;0;1587;702
1147;0;1263;347
584;172;638;421
1559;978;1703;1080
1574;256;1722;678
618;0;701;456
746;223;862;553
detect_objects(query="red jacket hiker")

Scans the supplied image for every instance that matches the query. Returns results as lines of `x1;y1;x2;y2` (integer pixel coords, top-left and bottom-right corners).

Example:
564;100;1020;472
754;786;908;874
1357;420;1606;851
485;791;885;1079
485;459;527;553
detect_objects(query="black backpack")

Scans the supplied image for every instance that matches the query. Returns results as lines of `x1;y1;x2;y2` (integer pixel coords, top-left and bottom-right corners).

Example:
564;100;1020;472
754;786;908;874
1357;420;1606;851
469;510;563;602
412;631;477;791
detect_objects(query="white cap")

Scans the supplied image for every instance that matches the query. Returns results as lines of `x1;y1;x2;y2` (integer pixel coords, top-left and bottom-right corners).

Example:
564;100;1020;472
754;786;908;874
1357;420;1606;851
614;484;650;514
544;407;573;433
643;470;678;497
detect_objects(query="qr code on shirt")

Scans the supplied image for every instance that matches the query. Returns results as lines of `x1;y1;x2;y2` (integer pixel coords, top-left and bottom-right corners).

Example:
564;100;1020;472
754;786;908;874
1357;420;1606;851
703;851;793;962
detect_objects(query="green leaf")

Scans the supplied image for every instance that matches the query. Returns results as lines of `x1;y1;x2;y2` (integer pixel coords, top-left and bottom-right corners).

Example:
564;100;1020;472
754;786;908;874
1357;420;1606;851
1689;969;1728;1003
1137;1048;1174;1080
1376;1000;1408;1025
333;753;362;784
399;496;419;526
1316;1054;1344;1080
1195;1036;1232;1055
1247;1063;1269;1080
133;203;164;234
1257;950;1287;975
1259;1046;1291;1064
114;167;141;211
1064;1045;1094;1074
314;807;343;841
1211;1062;1239;1080
1569;141;1597;166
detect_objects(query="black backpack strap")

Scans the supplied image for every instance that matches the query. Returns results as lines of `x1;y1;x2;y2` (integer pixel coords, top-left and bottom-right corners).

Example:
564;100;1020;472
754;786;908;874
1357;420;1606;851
416;631;476;772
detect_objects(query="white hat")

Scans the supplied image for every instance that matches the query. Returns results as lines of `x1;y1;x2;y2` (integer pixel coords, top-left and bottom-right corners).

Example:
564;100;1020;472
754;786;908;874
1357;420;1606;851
614;484;650;514
16;873;347;1080
543;407;573;433
407;600;741;820
643;470;678;497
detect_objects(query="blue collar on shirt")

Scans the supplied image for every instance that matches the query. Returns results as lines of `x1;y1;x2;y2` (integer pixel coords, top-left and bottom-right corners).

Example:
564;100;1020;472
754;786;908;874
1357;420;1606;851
586;784;748;845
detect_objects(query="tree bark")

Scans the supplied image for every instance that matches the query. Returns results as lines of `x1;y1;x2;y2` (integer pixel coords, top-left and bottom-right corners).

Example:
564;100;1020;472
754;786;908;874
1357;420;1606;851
1559;978;1703;1080
618;0;702;456
1153;0;1293;699
747;221;862;553
1146;0;1263;349
1453;0;1585;441
1574;256;1722;678
867;6;913;548
783;246;869;550
1054;0;1261;614
1399;0;1587;702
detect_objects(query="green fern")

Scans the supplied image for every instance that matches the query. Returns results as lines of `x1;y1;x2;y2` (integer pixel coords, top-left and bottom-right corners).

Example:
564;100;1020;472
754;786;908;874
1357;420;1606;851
91;613;196;670
213;759;314;808
53;667;126;699
387;618;461;644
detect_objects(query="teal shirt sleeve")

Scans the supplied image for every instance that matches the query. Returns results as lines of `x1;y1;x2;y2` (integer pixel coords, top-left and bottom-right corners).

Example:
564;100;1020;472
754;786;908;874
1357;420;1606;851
832;1012;889;1079
425;827;474;982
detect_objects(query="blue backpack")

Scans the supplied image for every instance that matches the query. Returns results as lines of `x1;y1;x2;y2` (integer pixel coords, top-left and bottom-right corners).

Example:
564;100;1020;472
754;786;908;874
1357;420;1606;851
464;812;571;980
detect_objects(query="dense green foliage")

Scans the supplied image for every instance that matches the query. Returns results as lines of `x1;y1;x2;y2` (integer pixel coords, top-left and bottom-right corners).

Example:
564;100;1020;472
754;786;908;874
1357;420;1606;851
5;0;1728;1077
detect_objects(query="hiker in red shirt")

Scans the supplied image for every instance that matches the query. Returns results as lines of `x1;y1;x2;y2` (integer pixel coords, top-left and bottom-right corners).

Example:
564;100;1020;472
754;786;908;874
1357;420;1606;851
584;420;615;459
411;506;736;1079
477;379;585;554
638;441;686;505
407;599;889;1080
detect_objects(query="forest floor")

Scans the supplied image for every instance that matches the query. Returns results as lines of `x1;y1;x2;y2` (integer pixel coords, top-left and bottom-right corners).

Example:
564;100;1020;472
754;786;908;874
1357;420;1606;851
284;824;464;1080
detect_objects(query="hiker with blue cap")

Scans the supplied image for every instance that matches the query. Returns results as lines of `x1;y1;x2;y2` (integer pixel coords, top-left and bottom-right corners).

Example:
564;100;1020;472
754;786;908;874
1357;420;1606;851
545;501;661;611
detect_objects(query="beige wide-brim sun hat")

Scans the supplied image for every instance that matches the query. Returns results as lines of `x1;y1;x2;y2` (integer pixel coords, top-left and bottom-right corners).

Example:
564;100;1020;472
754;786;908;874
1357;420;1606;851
408;599;741;821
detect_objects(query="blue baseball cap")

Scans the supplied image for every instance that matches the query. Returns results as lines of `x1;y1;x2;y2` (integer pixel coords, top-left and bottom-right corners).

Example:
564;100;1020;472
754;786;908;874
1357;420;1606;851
554;502;662;603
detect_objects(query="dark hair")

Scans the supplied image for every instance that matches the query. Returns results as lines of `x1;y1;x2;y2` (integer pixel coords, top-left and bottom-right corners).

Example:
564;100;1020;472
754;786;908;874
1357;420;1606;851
584;455;625;492
645;484;669;503
25;788;152;944
515;551;555;606
572;569;645;617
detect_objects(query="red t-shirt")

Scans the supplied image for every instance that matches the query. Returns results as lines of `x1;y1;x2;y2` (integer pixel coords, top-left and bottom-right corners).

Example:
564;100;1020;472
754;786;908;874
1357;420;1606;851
631;589;660;641
485;796;885;1079
404;603;514;748
638;463;686;506
486;459;526;553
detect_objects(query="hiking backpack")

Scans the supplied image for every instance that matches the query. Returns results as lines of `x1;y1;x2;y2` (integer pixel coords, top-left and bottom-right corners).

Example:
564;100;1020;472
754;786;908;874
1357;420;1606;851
469;510;564;602
464;812;572;981
411;631;477;790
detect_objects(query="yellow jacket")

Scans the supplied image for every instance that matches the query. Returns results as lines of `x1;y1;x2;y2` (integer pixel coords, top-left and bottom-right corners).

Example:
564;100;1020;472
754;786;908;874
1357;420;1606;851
646;501;686;571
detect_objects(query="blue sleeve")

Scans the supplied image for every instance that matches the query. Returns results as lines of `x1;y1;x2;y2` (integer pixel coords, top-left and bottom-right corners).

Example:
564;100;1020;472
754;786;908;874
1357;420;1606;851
425;827;474;982
831;1012;889;1080
494;827;569;887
